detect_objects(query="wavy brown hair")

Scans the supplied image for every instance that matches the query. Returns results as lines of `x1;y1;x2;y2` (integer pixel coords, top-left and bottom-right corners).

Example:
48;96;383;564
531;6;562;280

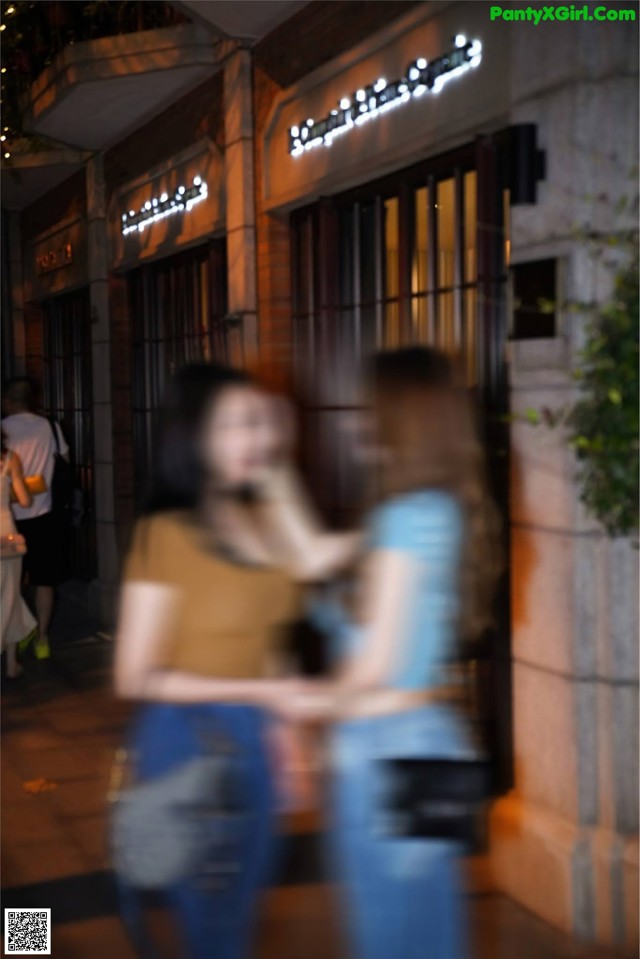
369;347;503;643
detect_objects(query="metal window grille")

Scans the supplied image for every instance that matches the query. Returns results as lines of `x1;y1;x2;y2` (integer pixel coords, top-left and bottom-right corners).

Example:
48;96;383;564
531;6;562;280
129;241;228;507
42;287;96;581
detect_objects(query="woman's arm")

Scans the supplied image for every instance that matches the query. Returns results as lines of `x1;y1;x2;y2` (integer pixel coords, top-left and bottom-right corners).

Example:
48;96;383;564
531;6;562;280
9;453;32;509
281;548;423;720
259;464;363;581
114;581;300;713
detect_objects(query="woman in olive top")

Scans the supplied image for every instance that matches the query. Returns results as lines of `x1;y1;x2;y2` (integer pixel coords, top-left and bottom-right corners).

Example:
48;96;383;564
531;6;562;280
114;364;359;959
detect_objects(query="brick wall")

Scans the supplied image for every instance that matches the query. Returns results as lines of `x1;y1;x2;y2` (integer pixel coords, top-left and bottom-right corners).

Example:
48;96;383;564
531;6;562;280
253;0;420;87
252;1;420;390
253;63;294;392
20;170;86;245
104;73;225;196
19;174;86;401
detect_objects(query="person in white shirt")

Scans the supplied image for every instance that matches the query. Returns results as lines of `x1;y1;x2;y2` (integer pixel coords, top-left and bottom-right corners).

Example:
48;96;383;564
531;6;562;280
2;378;70;660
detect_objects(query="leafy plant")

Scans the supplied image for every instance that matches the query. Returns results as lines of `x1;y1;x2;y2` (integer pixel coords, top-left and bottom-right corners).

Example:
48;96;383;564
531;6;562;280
569;253;639;537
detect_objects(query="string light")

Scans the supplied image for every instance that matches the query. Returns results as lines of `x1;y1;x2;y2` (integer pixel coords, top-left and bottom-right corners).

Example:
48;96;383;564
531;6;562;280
4;152;10;159
0;135;5;142
289;35;482;157
121;176;208;235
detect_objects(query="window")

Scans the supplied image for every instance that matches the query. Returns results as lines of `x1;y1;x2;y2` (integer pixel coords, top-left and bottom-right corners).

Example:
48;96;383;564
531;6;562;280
42;287;96;580
512;258;557;339
130;241;227;505
290;146;510;519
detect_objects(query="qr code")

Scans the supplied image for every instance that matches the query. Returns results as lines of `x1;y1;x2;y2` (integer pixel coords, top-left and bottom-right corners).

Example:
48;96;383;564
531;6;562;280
4;909;51;954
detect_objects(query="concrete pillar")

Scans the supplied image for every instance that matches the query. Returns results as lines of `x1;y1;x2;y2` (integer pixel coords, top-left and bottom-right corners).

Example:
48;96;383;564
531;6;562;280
86;154;118;625
223;49;258;369
490;244;639;953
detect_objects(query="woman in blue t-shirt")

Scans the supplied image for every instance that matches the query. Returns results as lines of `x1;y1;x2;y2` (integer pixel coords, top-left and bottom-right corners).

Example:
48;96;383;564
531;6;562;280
279;346;502;959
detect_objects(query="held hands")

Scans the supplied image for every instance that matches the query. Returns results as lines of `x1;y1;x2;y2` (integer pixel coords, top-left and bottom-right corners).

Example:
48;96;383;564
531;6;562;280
0;533;27;557
267;678;338;723
266;719;322;813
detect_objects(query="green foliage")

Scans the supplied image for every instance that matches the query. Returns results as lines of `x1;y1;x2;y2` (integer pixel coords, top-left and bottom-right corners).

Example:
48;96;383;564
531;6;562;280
569;253;639;537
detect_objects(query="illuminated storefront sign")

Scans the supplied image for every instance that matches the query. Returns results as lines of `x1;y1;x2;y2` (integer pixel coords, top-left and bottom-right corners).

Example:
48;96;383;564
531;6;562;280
121;176;208;235
35;242;73;275
289;34;482;157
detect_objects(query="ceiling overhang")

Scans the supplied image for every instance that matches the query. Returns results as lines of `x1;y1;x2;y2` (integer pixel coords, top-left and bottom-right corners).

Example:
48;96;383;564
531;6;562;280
172;1;310;42
21;24;234;152
1;143;87;211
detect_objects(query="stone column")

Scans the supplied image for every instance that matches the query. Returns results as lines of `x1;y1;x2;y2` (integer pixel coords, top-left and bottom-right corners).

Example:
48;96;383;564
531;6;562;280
223;49;258;369
86;154;119;625
490;243;639;953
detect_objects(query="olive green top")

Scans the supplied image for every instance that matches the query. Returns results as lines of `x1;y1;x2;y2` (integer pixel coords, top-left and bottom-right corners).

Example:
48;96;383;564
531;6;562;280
123;511;299;679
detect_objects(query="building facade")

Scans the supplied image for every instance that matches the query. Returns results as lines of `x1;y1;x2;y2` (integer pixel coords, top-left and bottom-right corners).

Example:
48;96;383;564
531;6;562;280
2;0;637;951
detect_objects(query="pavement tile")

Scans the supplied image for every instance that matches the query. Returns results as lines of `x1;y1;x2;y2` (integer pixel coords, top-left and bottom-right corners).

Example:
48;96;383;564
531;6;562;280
13;748;101;785
72;745;119;780
2;799;65;845
257;885;345;959
2;601;635;959
49;779;110;819
4;727;67;752
46;917;138;959
472;894;633;959
65;816;110;870
42;710;118;737
1;837;91;887
0;765;27;806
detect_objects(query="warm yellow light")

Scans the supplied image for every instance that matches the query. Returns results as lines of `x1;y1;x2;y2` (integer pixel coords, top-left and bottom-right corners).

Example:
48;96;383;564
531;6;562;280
0;25;6;32
4;152;10;159
0;135;6;142
6;5;15;13
1;68;6;74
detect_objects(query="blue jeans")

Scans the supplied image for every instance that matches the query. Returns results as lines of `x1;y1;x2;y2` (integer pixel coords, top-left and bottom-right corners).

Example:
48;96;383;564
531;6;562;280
330;705;472;959
115;703;277;959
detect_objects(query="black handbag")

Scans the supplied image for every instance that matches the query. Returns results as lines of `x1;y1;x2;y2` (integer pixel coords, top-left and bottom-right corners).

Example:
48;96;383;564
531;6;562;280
48;418;75;522
377;756;492;844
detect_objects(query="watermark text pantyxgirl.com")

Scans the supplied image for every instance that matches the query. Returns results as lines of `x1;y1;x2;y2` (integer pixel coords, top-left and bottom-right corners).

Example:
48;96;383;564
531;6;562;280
490;5;636;24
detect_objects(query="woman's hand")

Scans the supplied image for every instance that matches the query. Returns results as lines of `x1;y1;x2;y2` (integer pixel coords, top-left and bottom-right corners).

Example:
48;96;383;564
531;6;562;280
8;453;33;509
268;679;338;724
266;719;320;812
0;533;27;556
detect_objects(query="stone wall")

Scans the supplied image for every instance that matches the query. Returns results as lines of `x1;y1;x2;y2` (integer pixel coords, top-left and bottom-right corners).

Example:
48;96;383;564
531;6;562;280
490;15;639;950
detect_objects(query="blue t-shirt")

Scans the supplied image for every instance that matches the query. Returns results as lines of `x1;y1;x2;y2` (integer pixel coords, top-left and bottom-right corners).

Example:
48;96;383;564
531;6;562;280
310;491;464;690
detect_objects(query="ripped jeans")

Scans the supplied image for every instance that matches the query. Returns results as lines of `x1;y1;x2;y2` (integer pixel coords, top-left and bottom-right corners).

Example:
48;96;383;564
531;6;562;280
330;705;472;959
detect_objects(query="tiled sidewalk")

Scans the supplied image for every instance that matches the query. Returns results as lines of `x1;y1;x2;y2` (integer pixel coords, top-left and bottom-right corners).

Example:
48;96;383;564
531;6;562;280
1;601;631;959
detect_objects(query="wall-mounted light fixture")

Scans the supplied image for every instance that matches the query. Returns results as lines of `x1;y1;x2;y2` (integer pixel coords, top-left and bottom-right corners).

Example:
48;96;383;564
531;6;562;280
121;177;208;236
288;35;482;157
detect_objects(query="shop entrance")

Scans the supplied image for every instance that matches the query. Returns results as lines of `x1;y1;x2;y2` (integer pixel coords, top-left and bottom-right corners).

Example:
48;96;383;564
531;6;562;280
129;240;228;507
42;287;96;581
291;137;513;790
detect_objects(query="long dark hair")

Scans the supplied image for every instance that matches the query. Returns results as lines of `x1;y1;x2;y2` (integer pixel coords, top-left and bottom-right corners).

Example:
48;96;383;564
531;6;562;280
369;346;503;642
143;363;252;515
